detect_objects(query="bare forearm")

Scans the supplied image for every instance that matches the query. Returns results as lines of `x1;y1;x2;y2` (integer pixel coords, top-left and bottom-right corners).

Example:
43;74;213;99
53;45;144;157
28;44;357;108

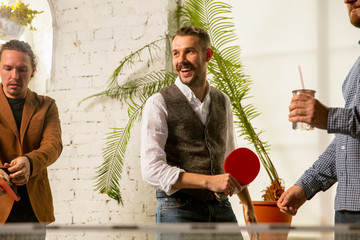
172;172;209;190
172;172;242;197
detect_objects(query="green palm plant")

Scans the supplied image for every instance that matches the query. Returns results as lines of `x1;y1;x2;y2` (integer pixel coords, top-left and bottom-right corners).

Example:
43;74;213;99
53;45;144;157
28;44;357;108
81;0;284;204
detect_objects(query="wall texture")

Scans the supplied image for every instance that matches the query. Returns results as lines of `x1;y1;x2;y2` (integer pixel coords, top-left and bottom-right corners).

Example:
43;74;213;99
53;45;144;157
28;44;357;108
43;0;176;238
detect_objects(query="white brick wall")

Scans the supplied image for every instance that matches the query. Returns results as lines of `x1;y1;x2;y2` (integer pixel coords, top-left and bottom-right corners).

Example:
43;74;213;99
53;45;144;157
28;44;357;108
43;0;174;239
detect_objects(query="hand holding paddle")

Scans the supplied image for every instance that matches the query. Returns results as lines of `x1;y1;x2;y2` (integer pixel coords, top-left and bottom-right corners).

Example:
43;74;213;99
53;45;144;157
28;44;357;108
4;156;31;186
0;170;20;201
215;147;260;200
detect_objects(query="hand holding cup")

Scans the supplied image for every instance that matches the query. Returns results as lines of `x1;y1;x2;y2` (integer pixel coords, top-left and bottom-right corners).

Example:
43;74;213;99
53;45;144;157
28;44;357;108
289;89;329;130
291;89;316;130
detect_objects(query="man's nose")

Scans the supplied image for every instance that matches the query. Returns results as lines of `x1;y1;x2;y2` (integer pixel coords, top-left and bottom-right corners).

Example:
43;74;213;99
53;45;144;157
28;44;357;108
11;69;19;79
178;52;187;62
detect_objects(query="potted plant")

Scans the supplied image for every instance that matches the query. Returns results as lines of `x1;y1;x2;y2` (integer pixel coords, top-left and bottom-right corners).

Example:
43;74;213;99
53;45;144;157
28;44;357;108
81;0;287;215
0;1;43;39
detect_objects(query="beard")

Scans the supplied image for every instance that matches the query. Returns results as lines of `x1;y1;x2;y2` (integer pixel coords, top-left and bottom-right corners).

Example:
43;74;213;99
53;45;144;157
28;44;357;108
176;62;206;88
350;17;360;28
348;5;360;28
179;74;200;87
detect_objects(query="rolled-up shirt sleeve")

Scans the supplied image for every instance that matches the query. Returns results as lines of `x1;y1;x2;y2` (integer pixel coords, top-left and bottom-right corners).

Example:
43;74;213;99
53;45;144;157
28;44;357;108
140;93;185;195
223;93;236;156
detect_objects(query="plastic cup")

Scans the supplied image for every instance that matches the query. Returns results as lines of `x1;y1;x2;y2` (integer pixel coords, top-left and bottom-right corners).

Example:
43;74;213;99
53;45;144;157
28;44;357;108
292;89;316;131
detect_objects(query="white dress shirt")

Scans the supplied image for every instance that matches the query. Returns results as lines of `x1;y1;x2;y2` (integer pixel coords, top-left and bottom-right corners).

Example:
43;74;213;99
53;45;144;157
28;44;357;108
140;77;236;195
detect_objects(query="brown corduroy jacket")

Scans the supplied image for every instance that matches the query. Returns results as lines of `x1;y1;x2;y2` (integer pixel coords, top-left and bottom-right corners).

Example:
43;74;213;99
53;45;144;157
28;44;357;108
0;83;62;223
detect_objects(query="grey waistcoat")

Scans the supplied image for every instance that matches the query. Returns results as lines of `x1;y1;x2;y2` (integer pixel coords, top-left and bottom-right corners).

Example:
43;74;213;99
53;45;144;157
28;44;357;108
158;83;227;201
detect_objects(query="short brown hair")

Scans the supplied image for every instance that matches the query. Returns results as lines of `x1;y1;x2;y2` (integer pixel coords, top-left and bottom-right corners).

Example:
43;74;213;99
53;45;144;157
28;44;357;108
173;26;211;51
0;40;37;68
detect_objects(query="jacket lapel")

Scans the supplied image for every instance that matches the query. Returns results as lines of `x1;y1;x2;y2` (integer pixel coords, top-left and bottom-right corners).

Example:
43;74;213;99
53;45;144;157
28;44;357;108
0;84;20;141
20;89;36;144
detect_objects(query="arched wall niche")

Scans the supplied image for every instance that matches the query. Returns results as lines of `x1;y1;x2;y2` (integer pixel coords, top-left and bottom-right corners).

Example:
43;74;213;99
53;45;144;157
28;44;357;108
0;0;54;95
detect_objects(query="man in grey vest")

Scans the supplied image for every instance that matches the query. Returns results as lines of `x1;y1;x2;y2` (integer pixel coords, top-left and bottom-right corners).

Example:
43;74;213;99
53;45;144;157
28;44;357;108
141;26;257;239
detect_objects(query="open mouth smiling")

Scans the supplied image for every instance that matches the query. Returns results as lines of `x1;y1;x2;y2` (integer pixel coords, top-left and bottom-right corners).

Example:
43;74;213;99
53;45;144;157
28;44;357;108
177;63;193;73
181;67;191;73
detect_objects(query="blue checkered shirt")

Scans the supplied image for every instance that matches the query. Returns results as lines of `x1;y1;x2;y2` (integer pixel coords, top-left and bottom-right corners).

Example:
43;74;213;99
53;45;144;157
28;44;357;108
296;55;360;211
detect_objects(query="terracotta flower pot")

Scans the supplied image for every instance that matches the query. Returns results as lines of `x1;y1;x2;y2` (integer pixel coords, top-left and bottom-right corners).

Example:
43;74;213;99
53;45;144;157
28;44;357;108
243;201;292;240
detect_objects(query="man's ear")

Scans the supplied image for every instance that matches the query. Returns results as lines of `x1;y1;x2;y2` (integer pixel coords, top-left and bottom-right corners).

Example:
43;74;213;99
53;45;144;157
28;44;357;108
206;48;214;62
31;67;36;78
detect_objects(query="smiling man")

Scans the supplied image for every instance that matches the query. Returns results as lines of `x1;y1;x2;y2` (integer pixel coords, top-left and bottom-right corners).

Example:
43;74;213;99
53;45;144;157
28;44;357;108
140;26;257;239
0;40;62;239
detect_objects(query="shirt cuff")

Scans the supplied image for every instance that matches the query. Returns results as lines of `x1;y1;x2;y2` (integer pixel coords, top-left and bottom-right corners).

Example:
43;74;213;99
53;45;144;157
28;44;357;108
22;154;33;175
327;107;351;134
163;169;185;195
295;179;317;200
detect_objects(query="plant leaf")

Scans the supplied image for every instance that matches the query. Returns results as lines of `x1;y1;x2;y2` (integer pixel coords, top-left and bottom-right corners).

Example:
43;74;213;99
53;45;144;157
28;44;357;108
93;72;175;203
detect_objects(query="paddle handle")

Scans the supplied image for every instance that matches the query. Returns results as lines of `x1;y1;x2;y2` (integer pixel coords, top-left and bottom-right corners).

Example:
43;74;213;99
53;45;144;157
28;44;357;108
214;186;245;200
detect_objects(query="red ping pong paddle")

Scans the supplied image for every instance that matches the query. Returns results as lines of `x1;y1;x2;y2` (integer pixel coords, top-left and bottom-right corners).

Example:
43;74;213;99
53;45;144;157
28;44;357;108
215;148;260;200
224;147;260;186
0;172;20;201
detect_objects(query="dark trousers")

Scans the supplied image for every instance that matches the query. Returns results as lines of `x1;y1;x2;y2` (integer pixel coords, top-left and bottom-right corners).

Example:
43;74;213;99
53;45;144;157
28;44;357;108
335;210;360;240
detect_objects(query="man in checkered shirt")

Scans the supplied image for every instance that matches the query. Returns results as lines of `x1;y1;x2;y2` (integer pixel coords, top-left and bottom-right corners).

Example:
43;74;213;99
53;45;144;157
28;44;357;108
277;0;360;224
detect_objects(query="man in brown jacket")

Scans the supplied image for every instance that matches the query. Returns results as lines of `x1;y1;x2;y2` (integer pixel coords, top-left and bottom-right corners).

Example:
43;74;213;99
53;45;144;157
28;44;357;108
0;40;62;230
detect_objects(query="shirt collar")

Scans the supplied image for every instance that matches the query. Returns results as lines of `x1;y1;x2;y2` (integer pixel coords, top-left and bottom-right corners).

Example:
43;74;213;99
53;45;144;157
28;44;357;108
174;77;211;102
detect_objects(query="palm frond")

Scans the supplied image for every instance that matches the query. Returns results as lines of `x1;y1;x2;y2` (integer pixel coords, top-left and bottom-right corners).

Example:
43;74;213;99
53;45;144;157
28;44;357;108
94;99;141;204
178;0;237;51
78;37;171;106
79;71;176;106
92;31;173;206
108;36;171;88
93;71;174;203
95;126;129;205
